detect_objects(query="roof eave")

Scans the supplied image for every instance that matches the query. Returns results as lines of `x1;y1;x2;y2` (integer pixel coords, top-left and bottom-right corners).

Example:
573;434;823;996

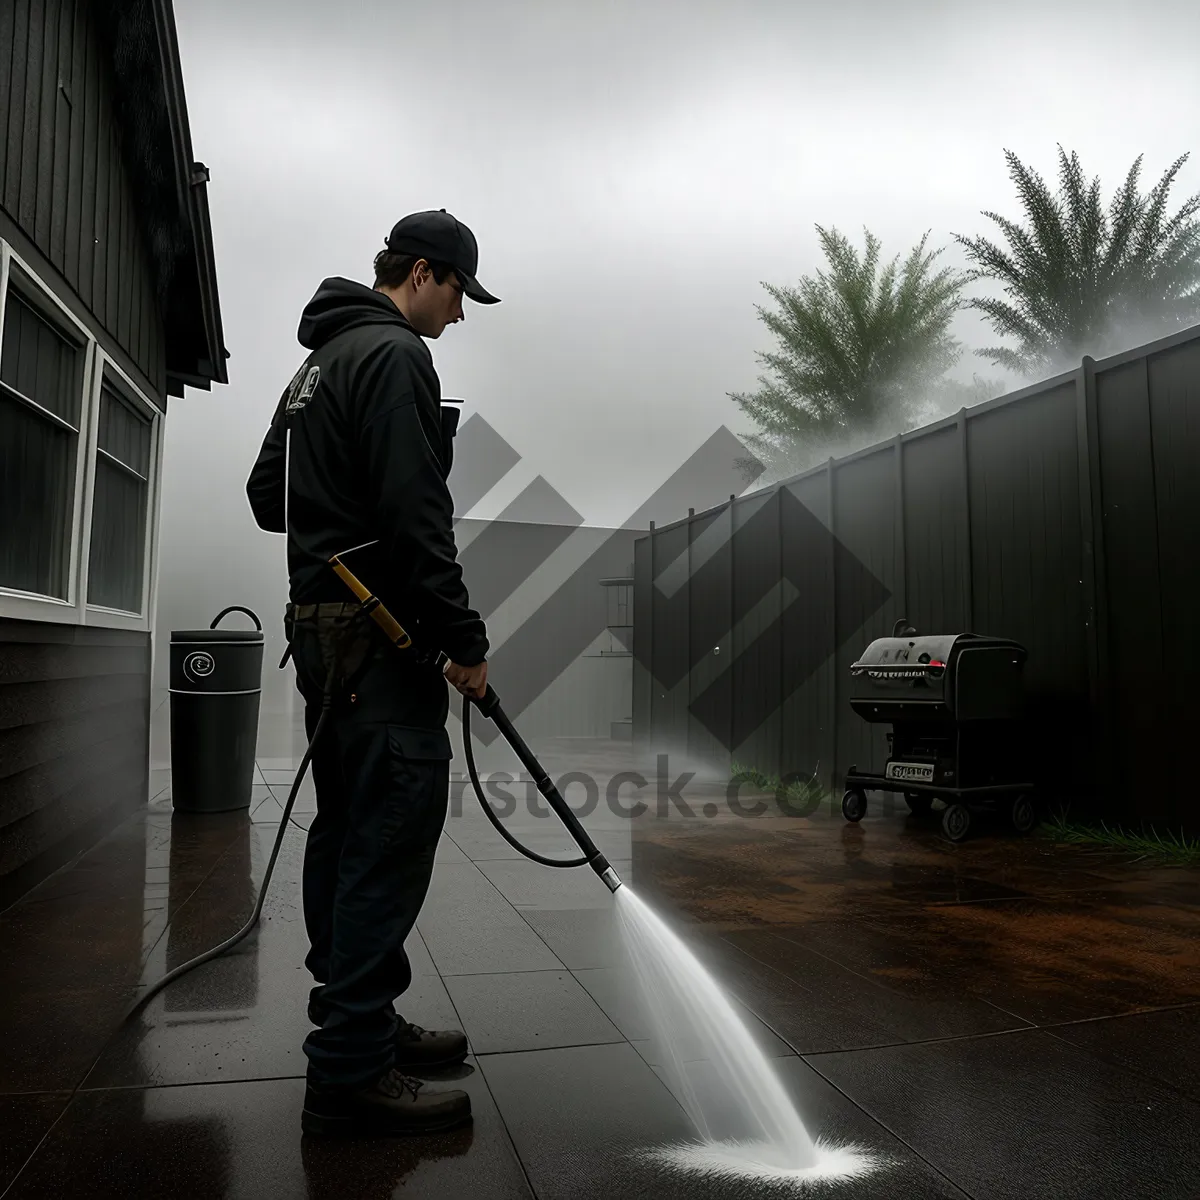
153;0;228;392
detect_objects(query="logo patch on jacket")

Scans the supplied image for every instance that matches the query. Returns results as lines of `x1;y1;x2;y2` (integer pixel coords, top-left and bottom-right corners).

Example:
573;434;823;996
285;363;321;415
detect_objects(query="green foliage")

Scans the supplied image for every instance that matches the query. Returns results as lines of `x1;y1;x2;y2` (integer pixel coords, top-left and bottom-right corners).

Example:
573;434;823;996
729;226;968;483
1038;807;1200;867
955;146;1200;376
729;760;825;811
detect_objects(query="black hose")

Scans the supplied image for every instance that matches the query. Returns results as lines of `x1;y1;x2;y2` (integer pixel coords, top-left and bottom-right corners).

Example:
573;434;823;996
461;688;621;892
124;670;619;1023
123;698;333;1023
461;691;589;868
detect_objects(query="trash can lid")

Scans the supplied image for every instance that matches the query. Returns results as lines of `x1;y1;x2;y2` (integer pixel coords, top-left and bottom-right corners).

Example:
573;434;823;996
171;629;264;643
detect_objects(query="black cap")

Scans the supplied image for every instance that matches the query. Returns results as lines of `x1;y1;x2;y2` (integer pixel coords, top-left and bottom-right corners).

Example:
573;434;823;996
384;209;500;305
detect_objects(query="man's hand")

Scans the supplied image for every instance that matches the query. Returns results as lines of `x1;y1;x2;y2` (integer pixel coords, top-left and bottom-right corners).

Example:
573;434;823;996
444;658;488;701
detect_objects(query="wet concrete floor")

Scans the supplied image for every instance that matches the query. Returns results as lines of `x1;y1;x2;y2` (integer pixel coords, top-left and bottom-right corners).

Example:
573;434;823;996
1;735;1198;1198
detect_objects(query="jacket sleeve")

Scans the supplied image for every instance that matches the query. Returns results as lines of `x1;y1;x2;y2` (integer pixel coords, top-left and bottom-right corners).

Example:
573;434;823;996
246;392;288;534
358;341;489;666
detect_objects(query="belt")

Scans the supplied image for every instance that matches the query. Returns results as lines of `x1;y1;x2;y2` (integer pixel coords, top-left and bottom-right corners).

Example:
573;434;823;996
286;601;363;620
280;601;431;674
279;601;370;670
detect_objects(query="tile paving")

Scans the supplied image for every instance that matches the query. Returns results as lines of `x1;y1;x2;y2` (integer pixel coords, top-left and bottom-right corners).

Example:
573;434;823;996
1;734;1197;1198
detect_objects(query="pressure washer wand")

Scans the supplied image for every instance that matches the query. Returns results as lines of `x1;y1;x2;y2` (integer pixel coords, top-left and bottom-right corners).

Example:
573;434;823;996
464;675;623;894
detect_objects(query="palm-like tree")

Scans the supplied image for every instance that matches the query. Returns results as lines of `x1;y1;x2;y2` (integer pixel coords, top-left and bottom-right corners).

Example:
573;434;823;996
955;147;1200;375
730;225;966;483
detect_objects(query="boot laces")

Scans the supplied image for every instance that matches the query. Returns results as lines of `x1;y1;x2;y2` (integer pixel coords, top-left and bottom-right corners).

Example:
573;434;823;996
380;1069;424;1099
397;1020;428;1041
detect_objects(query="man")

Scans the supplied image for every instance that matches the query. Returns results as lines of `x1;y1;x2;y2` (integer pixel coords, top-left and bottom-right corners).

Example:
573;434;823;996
245;209;499;1137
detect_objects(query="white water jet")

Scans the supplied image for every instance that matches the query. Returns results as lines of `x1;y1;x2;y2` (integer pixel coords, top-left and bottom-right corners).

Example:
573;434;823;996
615;887;880;1187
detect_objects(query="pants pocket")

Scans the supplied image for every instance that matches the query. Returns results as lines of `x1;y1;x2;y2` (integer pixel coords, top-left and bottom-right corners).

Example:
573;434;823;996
388;725;452;761
380;725;452;852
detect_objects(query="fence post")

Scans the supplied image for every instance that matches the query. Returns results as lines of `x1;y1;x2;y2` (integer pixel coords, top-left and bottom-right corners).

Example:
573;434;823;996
957;408;974;631
895;431;906;623
777;485;786;780
648;520;656;752
686;508;694;760
1075;356;1109;812
827;458;838;803
729;494;736;763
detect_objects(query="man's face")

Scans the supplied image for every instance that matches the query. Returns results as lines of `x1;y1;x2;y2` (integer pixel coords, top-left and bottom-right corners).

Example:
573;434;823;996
410;262;465;338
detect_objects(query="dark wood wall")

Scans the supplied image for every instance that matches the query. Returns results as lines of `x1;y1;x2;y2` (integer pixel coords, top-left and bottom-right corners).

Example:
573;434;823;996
0;1;167;906
0;619;150;909
0;0;166;403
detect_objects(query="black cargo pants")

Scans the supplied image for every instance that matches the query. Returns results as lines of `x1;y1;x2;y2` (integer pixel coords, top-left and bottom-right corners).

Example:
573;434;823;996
285;603;451;1089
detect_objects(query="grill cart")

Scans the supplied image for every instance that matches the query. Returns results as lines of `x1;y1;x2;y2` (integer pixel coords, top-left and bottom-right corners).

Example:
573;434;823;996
841;620;1035;843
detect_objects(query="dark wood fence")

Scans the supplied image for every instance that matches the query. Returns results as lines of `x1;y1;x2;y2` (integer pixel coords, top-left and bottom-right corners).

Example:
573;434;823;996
633;323;1200;833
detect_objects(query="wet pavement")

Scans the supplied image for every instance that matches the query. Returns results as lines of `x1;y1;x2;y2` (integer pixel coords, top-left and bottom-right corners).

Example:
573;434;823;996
1;734;1198;1198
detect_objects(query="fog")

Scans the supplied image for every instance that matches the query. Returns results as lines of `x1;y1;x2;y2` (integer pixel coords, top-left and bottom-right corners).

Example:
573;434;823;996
150;0;1200;762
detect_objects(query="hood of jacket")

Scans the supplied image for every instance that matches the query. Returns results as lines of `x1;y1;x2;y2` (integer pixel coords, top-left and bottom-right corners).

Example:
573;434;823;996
297;276;418;351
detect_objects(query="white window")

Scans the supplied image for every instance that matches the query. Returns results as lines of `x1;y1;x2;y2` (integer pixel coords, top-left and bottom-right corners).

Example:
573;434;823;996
0;284;87;600
87;371;157;614
0;243;163;630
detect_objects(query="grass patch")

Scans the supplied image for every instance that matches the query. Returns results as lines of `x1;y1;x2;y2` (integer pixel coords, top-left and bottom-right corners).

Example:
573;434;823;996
729;760;826;812
1037;807;1200;867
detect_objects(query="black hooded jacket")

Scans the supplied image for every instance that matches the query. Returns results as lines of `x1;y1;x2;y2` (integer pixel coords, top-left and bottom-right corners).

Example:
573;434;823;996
246;277;488;667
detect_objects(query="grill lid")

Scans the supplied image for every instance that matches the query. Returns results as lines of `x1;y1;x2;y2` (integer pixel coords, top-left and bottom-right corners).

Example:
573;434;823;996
850;631;1026;680
853;633;958;668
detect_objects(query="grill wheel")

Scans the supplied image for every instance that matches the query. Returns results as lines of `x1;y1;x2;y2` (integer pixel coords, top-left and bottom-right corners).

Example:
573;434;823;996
942;803;971;842
841;789;867;822
1010;792;1036;834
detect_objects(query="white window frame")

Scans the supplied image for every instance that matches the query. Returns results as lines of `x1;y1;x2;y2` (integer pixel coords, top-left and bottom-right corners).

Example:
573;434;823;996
83;354;164;629
0;240;164;633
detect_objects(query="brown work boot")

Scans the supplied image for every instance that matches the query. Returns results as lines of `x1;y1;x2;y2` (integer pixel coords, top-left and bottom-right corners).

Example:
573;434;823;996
301;1068;472;1137
394;1020;469;1069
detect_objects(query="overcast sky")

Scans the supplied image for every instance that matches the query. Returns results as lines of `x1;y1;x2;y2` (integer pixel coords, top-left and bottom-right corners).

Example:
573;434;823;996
150;0;1200;727
167;0;1200;524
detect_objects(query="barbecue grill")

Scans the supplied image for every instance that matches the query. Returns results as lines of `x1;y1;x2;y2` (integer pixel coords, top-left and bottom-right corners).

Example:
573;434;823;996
841;619;1035;842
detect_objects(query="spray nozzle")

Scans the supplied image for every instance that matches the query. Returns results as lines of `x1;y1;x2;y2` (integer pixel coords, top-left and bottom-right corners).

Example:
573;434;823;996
590;854;624;893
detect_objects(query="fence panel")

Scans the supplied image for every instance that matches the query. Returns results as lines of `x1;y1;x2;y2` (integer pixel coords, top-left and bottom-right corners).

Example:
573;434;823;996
901;423;968;635
1094;357;1166;817
832;445;901;785
634;327;1200;832
687;506;733;771
650;521;690;759
730;491;782;774
779;474;836;793
1145;338;1200;830
966;385;1091;802
632;534;652;745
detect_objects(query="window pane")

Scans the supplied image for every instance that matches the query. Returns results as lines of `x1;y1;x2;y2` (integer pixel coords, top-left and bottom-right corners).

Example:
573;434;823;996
0;291;82;429
0;391;76;597
88;380;153;612
97;381;151;477
0;288;84;600
87;456;147;612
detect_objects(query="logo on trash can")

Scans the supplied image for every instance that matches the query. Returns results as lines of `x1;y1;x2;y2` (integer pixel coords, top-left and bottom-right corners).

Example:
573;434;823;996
183;651;216;682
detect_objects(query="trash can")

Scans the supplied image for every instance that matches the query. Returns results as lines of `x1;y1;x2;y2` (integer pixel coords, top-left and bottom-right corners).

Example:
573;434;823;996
170;606;264;813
